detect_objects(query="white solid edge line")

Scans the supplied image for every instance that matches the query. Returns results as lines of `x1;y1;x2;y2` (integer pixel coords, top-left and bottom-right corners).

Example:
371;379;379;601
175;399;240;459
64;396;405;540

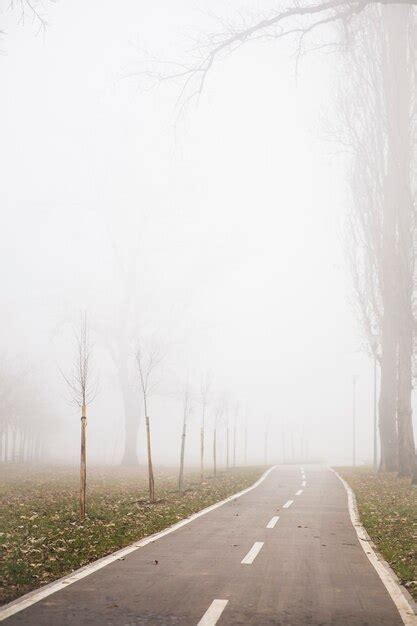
241;541;264;564
283;499;293;508
197;599;228;626
0;466;277;622
295;489;303;496
266;515;279;529
330;468;417;626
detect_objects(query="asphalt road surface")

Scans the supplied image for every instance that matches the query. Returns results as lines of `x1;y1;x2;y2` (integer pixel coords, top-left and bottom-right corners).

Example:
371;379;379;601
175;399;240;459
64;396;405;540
3;465;407;625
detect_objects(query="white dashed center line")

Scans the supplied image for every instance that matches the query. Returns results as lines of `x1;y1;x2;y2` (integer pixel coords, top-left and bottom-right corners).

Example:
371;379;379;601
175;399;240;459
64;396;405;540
266;516;280;529
302;481;306;487
283;499;293;509
295;489;303;496
241;542;264;564
198;599;228;625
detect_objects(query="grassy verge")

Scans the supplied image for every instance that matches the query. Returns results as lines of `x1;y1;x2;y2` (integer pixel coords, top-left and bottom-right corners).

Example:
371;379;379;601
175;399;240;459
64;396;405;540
0;464;263;605
337;467;417;600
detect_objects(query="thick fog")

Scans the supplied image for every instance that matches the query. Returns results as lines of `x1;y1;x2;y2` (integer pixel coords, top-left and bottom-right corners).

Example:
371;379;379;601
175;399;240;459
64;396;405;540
0;0;394;467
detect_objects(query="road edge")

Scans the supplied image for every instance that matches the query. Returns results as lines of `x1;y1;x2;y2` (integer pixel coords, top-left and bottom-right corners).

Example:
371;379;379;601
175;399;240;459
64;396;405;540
0;465;277;622
331;467;417;626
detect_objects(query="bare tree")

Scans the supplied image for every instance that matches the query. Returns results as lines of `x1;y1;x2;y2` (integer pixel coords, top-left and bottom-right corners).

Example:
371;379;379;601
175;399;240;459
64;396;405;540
386;7;417;480
105;336;139;466
233;402;239;467
100;243;143;467
62;313;96;520
136;341;163;502
146;0;417;478
337;7;417;476
8;376;50;464
337;9;398;471
178;381;192;493
168;1;417;477
144;1;417;110
212;401;222;479
3;0;56;42
199;374;211;482
0;364;17;463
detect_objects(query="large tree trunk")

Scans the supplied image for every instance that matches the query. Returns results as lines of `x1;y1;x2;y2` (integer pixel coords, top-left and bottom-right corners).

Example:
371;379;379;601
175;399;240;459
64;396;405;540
378;6;401;473
379;285;399;471
391;7;416;479
397;140;416;478
398;332;416;477
381;5;416;476
120;377;139;466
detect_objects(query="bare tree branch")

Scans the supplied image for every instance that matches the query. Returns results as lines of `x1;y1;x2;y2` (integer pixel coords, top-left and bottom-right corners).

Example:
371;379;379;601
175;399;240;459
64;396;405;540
138;0;374;108
61;312;97;409
6;0;52;35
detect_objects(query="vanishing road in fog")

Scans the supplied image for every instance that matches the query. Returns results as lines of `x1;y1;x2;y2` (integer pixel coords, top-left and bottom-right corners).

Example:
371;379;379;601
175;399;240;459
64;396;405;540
1;467;409;625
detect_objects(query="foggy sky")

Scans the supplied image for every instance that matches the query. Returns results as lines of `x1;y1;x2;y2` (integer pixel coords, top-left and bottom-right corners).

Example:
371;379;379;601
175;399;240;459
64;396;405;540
0;0;398;466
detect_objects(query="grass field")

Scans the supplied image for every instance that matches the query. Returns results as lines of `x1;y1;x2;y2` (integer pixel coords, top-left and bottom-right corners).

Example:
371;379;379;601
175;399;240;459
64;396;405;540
338;467;417;600
0;463;264;606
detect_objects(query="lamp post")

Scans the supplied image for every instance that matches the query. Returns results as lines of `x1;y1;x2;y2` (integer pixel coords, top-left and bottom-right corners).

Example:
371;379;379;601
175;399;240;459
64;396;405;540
352;375;358;467
371;337;379;472
264;417;270;466
244;415;248;465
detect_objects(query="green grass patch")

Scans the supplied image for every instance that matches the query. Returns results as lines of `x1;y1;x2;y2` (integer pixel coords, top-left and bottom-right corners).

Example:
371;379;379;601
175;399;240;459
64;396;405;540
0;463;264;605
337;467;417;600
